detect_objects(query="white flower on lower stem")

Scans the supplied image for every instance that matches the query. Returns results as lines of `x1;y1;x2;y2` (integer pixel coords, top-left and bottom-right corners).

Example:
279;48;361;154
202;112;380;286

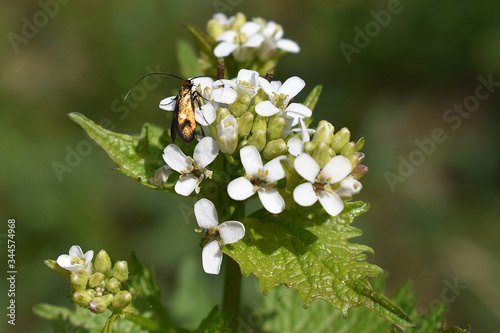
194;198;245;275
287;138;304;157
233;69;260;99
56;245;94;275
163;137;219;196
217;114;238;154
227;145;286;214
293;153;353;217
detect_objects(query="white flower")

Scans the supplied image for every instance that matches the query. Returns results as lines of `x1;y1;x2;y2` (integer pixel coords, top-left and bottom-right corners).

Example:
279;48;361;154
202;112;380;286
293;154;353;217
233;69;260;99
162;137;219;196
214;21;265;61
227;145;286;214
194;198;245;275
255;76;312;126
217;114;238;154
256;20;300;60
335;176;363;199
150;165;173;186
56;245;94;275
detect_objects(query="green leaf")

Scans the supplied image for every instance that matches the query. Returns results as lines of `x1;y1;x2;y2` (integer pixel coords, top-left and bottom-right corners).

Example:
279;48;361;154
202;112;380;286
223;201;415;328
176;39;204;79
193;306;232;333
68;112;175;191
257;277;468;333
33;304;147;333
183;23;217;69
303;84;323;112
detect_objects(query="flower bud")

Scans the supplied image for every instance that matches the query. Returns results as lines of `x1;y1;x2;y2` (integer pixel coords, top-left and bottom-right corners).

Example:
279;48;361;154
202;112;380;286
351;164;369;180
70;271;89;291
335;177;362;199
355;137;365;152
312;142;330;169
237;112;254;137
348;152;365;169
89;297;107;314
87;289;96;298
251;115;267;134
246;129;266;152
340;142;356;158
112;291;132;309
232;12;246;31
113;261;129;283
88;272;105;288
72;290;92;307
303;141;316;155
230;93;251;117
217;114;238;154
331;127;351;153
106;277;122;294
267;115;286;141
94;250;111;274
215;108;231;126
263;139;288;160
207;18;224;39
102;294;114;307
312;120;334;145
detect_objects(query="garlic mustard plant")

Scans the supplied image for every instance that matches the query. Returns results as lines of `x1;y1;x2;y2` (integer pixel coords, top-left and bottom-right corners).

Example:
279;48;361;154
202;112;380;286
45;11;431;333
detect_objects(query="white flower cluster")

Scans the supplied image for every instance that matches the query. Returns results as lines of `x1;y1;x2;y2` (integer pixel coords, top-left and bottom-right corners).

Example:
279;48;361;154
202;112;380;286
207;13;300;61
157;69;365;216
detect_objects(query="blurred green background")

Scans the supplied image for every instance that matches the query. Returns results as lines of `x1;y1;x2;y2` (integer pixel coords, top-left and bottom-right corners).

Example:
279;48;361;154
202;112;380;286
1;0;499;332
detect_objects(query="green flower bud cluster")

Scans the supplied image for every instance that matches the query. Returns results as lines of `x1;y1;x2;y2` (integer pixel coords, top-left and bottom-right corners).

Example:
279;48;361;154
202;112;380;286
302;121;368;178
69;250;132;313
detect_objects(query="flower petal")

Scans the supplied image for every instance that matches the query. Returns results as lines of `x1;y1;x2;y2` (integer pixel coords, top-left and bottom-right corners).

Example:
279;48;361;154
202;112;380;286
174;176;197;196
257;77;277;98
244;34;265;48
194;137;219;168
236;69;259;84
227;177;255;200
84;250;94;265
294;153;320;183
285;103;312;120
68;245;84;258
151;165;173;186
335;178;362;198
298;118;311;142
255;100;280;117
202;240;223;275
195;103;216;126
293;182;318;207
211;86;238;104
194;198;219;229
240;145;263;177
257;188;285;214
163;144;190;173
214;42;238;57
216;30;236;42
240;21;261;36
287;138;303;157
277;38;300;53
321;155;352;184
263;156;286;183
278;76;305;99
159;96;177;111
56;254;73;268
318;190;344;217
219;221;245;244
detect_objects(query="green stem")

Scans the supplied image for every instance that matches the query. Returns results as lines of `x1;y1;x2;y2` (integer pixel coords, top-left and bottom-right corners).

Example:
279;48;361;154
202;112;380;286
222;257;242;332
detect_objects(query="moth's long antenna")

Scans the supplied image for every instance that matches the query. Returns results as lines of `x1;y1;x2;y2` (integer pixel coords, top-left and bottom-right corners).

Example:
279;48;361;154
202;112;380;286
124;73;185;100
